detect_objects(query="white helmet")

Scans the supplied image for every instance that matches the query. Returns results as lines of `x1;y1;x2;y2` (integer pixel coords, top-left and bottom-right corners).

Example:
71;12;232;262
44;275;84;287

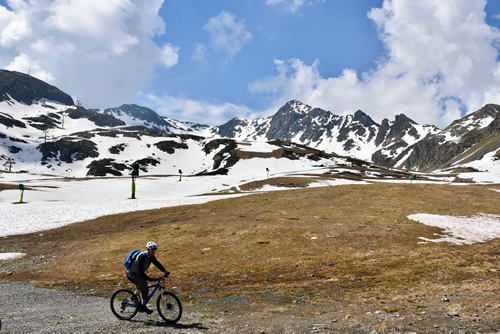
146;241;158;250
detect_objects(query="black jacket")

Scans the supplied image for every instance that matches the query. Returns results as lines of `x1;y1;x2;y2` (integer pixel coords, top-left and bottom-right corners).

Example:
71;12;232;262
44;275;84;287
128;251;166;280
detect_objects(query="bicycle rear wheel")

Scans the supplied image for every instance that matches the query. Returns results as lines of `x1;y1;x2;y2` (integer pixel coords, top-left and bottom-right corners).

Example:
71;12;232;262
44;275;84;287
110;289;139;320
157;291;182;323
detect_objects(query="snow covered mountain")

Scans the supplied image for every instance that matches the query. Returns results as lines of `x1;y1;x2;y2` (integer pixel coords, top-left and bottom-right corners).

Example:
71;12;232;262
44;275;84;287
0;69;498;177
387;104;500;171
102;104;211;135
211;100;440;163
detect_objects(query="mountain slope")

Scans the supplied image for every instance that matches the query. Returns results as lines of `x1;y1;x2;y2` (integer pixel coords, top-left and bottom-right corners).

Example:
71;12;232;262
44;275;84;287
386;104;500;171
103;104;211;135
0;69;498;177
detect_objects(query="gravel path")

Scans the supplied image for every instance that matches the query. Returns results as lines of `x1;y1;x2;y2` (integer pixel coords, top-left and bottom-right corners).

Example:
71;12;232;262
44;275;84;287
0;280;215;333
3;279;498;333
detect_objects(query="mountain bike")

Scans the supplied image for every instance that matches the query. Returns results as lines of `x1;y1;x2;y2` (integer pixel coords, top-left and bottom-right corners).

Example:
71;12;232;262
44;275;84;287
110;273;182;323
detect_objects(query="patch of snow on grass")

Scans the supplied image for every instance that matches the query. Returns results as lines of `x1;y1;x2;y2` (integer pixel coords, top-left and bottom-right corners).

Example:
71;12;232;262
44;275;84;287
0;253;25;260
409;213;500;245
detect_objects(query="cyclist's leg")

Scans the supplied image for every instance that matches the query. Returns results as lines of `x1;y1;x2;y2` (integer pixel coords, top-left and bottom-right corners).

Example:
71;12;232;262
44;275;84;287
137;279;148;304
131;275;150;306
126;272;154;313
134;277;154;314
127;273;146;308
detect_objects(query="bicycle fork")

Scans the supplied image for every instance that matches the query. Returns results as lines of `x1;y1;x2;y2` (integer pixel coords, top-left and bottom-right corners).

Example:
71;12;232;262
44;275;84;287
159;292;173;310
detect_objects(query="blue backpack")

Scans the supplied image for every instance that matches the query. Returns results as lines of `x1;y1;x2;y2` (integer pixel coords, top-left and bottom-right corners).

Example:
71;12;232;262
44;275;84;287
124;249;147;268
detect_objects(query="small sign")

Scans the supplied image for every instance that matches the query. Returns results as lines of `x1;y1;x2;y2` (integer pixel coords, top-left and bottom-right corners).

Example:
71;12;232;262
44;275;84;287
131;162;139;176
19;184;24;191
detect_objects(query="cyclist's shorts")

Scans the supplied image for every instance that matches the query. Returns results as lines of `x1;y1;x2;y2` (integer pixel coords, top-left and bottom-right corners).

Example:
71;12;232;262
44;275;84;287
126;271;148;292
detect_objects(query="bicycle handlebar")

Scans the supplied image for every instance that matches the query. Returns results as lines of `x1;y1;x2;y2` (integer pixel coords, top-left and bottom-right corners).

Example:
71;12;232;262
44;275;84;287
153;272;170;281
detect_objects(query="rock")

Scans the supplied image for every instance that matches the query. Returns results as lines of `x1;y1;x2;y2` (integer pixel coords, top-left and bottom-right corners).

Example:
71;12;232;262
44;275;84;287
447;311;459;317
442;296;450;302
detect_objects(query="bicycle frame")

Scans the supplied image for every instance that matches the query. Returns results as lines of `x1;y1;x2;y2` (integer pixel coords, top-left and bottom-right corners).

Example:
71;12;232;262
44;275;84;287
138;278;164;305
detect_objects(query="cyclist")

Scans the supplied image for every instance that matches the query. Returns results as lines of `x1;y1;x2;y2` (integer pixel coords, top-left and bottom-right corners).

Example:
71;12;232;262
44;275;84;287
127;241;169;314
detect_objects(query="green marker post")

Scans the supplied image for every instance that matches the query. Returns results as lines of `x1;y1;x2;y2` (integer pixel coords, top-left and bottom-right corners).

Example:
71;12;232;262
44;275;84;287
131;177;136;199
19;184;24;203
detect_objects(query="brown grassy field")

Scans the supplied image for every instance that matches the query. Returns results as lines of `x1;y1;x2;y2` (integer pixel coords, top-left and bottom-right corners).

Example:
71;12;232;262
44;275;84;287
0;179;499;332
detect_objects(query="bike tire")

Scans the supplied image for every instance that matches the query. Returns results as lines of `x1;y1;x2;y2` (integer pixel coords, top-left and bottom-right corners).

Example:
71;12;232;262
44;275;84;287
110;289;139;320
157;291;182;323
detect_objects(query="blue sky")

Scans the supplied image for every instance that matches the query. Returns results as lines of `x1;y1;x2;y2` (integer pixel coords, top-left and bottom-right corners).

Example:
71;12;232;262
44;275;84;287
1;1;500;128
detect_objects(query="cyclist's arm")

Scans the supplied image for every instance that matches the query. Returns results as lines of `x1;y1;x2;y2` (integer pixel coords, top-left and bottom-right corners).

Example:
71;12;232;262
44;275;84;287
151;256;166;273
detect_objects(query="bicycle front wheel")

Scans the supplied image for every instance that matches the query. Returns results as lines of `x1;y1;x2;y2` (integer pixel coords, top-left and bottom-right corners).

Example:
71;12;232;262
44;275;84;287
110;289;139;320
157;291;182;323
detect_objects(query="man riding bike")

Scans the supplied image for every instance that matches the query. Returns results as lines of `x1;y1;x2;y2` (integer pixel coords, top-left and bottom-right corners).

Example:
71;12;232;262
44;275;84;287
126;241;169;314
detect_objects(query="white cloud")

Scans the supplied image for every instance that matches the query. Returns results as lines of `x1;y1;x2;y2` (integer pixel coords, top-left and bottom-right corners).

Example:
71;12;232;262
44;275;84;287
191;43;207;65
203;10;252;61
141;93;255;125
0;0;178;109
265;0;325;14
0;6;30;47
112;34;139;55
160;43;179;67
252;0;500;128
6;53;54;82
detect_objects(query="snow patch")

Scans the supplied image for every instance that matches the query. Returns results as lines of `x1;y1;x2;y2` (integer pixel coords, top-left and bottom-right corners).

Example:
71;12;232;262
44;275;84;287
409;213;500;245
0;252;25;260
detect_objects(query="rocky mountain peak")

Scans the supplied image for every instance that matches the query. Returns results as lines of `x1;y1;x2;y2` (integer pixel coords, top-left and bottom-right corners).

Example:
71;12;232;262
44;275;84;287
0;70;74;106
276;100;313;116
393;113;416;125
476;104;500;118
443;103;499;138
103;104;175;132
215;117;250;138
352;109;378;128
384;113;419;141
